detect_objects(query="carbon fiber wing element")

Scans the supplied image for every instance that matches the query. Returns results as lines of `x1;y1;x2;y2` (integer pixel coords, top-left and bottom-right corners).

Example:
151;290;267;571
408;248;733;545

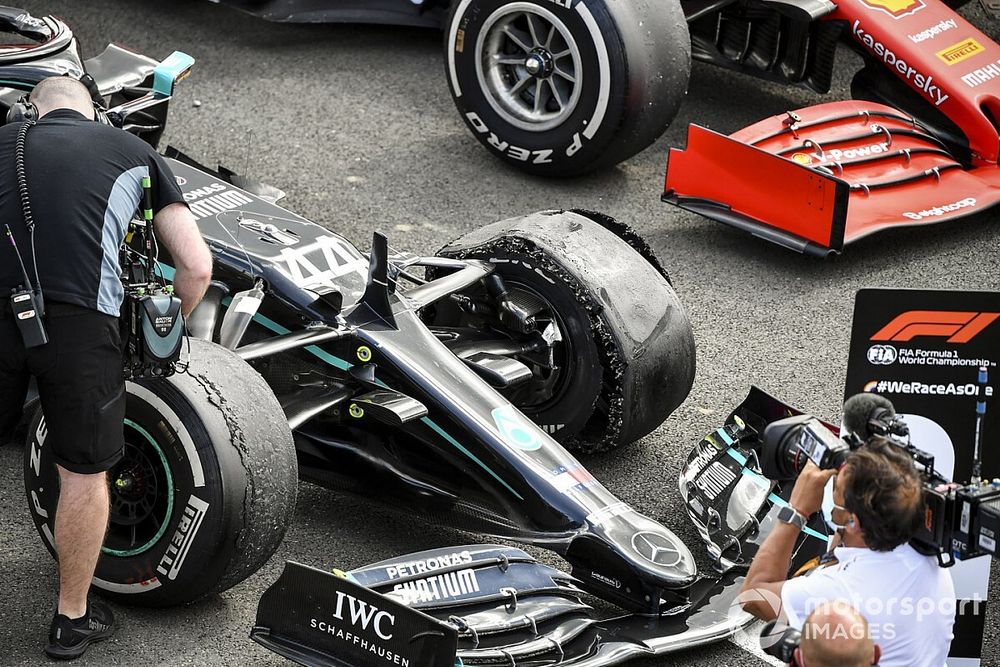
252;545;754;667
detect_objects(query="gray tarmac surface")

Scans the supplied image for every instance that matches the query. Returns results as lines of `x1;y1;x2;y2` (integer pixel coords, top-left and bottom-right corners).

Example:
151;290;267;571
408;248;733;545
2;0;1000;664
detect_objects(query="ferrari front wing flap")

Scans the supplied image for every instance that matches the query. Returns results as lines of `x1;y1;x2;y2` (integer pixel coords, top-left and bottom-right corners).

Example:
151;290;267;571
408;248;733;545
664;102;1000;256
664;0;1000;256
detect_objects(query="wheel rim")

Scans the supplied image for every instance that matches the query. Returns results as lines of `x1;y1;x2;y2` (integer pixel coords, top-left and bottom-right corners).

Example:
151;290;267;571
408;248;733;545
102;419;174;557
480;280;574;413
475;2;583;133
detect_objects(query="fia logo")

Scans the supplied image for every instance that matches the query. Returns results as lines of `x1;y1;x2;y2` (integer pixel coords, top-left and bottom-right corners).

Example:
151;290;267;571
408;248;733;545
867;344;897;365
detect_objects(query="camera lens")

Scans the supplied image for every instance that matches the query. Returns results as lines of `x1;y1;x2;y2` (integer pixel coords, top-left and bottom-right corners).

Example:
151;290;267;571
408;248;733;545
761;415;812;481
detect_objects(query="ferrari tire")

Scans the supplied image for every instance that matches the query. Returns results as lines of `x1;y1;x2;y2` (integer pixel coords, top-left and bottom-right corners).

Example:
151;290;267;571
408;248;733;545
430;210;695;452
23;339;297;607
444;0;691;176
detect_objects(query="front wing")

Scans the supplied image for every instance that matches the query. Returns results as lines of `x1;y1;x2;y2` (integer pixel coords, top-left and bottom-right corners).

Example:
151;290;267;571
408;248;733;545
664;102;1000;256
251;547;754;667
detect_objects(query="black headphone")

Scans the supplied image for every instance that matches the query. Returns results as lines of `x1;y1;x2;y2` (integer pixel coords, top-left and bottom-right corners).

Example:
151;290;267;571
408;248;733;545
6;94;38;124
5;74;111;125
6;94;112;125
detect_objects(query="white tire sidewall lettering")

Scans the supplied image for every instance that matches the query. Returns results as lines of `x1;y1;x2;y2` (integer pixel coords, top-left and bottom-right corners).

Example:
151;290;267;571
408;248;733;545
447;0;612;156
24;387;204;596
574;1;610;141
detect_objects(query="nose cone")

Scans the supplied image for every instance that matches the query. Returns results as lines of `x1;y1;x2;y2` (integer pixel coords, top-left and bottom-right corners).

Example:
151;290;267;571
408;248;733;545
599;512;698;588
628;529;698;584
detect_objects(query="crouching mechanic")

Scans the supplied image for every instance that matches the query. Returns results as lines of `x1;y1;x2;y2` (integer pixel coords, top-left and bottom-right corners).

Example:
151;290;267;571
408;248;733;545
0;77;212;659
741;438;955;667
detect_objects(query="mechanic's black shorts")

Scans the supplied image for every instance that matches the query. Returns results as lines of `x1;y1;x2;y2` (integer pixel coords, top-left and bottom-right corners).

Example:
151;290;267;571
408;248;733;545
0;300;124;474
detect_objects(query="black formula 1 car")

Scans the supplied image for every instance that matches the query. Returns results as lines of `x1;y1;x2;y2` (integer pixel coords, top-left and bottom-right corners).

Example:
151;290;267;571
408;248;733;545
6;1;696;610
4;9;834;666
250;387;834;667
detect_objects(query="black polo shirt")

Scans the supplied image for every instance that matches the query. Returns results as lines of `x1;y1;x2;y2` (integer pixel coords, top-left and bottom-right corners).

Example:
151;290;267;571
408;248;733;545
0;109;186;316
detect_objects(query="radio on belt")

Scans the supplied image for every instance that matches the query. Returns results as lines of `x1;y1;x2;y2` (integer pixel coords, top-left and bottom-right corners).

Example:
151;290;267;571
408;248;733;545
5;122;48;348
4;221;47;349
10;287;48;348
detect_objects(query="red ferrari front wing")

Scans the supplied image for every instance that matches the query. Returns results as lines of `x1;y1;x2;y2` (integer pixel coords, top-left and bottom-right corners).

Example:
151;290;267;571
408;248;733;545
664;0;1000;255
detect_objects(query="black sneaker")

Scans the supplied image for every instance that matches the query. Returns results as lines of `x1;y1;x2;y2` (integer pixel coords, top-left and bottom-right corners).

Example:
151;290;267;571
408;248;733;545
45;600;115;660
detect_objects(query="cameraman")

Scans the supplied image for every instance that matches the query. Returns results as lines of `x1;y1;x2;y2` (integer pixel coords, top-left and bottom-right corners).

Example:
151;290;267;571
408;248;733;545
0;77;212;660
741;438;955;667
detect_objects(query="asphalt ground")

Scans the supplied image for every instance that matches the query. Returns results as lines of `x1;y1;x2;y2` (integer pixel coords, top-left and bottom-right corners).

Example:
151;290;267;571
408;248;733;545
2;0;1000;664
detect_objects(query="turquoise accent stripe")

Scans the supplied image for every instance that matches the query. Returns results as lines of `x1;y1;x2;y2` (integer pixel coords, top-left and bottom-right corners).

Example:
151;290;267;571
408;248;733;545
103;419;175;557
160;263;520;499
717;427;734;446
231;299;351;371
740;468;768;489
726;448;827;542
764;488;828;541
726;447;747;466
0;79;32;90
421;417;523;500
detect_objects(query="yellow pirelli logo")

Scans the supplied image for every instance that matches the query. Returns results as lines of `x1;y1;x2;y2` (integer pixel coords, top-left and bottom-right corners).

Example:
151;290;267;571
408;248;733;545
936;38;984;65
859;0;925;19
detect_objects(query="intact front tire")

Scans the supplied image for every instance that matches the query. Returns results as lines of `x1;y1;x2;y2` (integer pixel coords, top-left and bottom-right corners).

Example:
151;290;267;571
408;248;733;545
444;0;691;176
429;210;695;452
23;339;297;607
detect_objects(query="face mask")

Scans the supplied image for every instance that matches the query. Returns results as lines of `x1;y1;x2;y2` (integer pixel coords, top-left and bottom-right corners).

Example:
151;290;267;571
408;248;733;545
823;502;852;535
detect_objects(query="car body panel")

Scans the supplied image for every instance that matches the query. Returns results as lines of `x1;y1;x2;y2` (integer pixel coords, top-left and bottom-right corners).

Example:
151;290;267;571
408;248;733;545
207;0;444;27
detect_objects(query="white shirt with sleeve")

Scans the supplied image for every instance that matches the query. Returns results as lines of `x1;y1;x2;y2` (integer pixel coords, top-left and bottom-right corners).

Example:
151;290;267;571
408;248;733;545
780;543;955;667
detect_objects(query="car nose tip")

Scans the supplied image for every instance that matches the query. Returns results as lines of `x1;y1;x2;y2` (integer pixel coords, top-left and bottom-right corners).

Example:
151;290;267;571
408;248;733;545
629;528;699;584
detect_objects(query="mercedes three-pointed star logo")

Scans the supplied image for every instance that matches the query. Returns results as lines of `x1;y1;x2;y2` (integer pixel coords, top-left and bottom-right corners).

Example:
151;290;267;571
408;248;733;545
631;531;683;567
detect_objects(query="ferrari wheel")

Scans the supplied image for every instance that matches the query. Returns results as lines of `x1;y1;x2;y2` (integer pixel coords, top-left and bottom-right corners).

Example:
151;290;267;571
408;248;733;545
23;339;297;606
444;0;691;176
427;210;695;452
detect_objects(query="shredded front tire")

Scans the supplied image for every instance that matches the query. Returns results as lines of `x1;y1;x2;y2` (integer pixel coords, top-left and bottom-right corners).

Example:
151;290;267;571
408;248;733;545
429;210;695;452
